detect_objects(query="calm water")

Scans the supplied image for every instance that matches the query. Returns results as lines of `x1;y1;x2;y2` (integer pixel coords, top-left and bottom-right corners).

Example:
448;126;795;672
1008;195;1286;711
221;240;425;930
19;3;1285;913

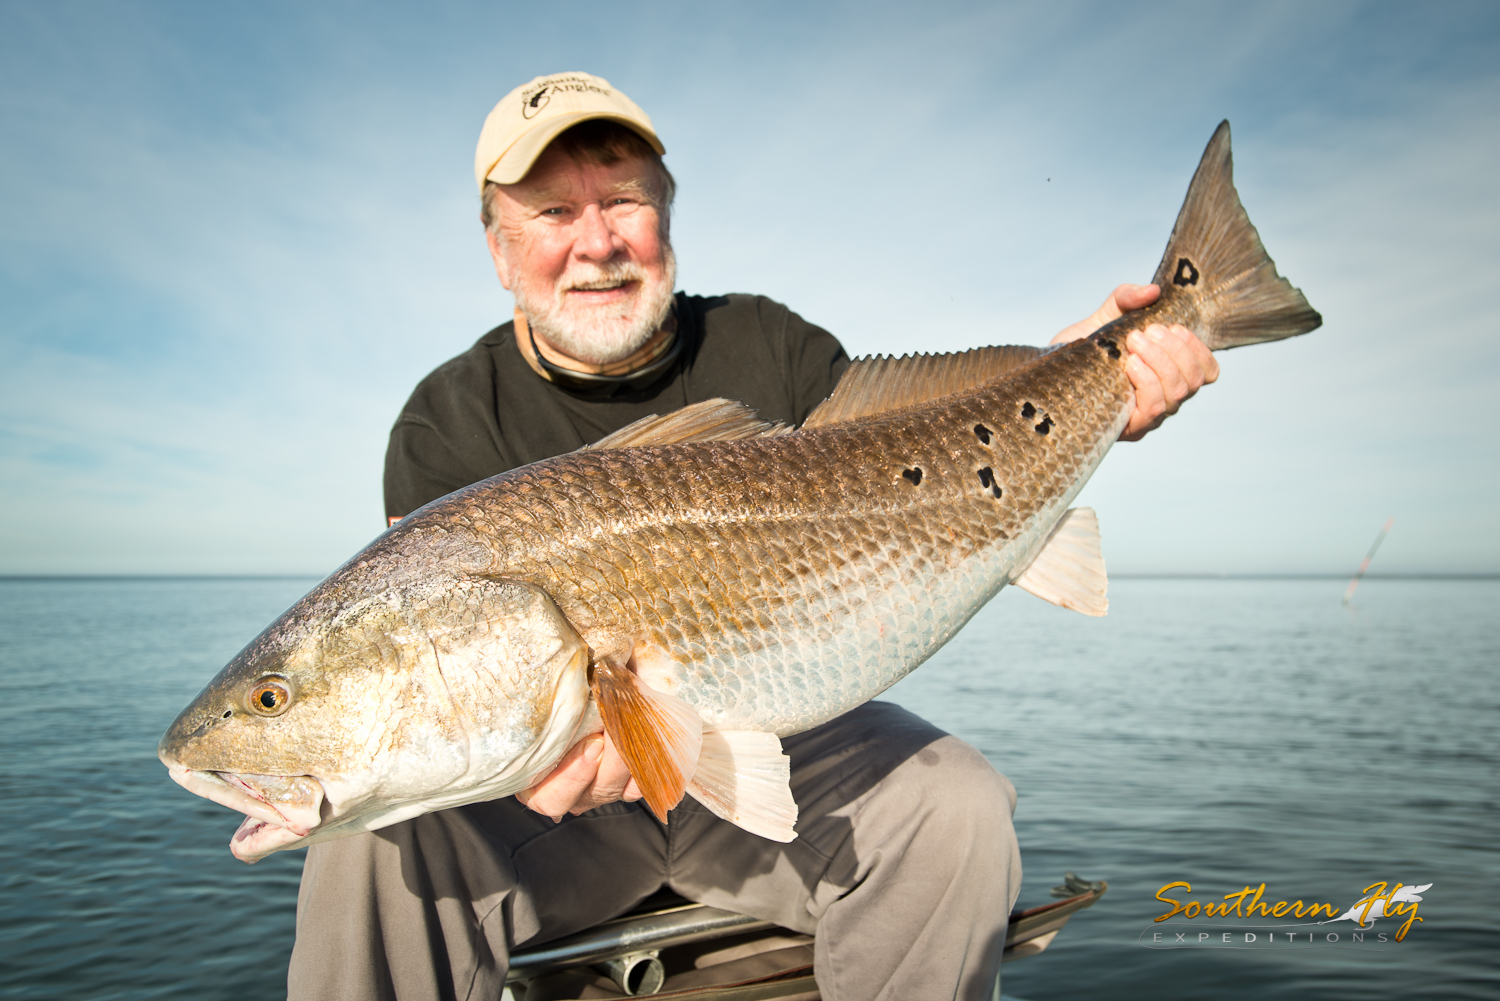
1;577;1495;1000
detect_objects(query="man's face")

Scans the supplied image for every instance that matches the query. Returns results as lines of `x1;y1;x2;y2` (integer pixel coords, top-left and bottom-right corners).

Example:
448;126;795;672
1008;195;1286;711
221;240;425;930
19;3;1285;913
487;144;675;367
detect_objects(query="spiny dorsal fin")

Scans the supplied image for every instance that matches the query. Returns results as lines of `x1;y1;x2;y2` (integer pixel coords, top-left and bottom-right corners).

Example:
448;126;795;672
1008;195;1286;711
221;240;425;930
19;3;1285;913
686;730;798;843
1150;120;1321;349
591;658;703;822
580;398;789;451
802;345;1050;429
1013;507;1108;616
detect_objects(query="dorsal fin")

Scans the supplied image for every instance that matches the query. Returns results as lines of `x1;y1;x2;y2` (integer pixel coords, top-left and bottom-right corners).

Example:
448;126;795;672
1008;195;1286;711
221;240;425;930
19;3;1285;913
580;398;790;451
802;345;1050;429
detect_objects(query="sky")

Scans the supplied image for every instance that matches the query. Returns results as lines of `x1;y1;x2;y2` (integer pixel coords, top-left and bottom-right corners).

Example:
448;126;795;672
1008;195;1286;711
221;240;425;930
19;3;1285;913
1;1;1497;575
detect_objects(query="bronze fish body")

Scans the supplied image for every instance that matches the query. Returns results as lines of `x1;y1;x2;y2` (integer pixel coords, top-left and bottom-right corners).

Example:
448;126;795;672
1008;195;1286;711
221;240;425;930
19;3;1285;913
160;121;1320;860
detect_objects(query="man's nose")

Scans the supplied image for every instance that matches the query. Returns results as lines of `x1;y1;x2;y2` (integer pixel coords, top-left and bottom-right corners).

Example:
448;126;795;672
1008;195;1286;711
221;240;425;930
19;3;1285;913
571;203;621;262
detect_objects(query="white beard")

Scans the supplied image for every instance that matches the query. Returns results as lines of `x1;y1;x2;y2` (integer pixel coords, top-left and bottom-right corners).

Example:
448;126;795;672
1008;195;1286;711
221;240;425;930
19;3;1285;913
513;246;677;366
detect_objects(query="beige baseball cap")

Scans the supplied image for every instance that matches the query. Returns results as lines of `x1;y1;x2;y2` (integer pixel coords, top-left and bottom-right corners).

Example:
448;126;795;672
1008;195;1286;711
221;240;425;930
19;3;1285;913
474;72;665;192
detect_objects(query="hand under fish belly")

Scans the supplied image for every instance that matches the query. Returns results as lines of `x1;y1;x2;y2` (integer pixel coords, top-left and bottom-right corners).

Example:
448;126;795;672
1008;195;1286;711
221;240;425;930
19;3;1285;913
159;121;1320;860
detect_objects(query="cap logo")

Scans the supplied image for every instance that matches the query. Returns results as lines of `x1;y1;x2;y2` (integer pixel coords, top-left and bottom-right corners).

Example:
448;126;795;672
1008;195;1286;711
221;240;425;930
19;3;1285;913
519;75;616;119
521;86;551;119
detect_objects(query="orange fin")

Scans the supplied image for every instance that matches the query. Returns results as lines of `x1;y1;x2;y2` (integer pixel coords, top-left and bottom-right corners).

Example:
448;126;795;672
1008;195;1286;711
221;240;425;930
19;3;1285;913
592;658;704;822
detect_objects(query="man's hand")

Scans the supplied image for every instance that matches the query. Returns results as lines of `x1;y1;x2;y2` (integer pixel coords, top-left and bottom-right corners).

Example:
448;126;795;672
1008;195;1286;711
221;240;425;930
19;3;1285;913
1052;283;1219;441
515;732;643;821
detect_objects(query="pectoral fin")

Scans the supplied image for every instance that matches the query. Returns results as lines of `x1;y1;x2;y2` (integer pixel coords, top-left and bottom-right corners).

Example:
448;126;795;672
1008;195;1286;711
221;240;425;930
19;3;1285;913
1013;507;1109;616
687;730;799;843
591;658;704;822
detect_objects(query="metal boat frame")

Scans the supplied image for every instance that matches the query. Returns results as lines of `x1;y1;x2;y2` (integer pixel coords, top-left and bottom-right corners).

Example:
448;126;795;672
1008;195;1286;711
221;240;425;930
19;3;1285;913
504;874;1107;999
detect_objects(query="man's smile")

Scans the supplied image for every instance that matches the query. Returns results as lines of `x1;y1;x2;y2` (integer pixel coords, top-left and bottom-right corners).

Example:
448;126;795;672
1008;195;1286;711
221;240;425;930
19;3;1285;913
565;279;639;301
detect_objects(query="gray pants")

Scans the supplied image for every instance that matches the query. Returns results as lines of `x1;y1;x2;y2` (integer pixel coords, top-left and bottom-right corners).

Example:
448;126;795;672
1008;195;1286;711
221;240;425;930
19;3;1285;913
288;703;1021;1001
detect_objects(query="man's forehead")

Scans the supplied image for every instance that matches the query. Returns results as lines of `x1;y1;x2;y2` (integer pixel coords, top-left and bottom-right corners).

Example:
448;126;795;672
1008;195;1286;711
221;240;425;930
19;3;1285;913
505;149;655;204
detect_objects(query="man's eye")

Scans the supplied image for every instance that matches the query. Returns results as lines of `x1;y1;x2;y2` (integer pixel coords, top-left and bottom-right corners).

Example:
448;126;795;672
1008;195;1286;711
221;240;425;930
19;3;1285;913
541;207;568;216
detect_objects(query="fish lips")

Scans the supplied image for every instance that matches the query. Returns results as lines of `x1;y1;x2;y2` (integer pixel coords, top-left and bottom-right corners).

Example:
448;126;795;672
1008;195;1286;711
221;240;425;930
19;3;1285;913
228;812;313;863
163;760;326;863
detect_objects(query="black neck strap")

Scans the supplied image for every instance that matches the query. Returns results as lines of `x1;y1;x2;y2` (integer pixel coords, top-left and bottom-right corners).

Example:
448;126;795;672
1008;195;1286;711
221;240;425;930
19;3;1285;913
527;323;684;397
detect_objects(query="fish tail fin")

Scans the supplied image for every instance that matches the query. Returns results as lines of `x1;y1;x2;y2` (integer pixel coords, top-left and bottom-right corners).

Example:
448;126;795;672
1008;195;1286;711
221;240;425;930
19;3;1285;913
1152;120;1322;350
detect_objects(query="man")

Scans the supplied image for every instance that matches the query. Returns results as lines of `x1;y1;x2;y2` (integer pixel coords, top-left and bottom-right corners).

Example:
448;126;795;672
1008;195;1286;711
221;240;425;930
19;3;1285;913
290;72;1216;1001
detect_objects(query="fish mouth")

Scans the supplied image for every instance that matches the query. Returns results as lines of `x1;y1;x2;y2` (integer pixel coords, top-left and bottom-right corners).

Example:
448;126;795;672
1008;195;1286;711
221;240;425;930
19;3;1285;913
163;761;326;863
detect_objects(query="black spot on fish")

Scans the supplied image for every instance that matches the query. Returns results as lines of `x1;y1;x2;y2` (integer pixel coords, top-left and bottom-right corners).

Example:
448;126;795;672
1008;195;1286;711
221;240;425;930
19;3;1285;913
902;467;923;485
1035;416;1054;435
974;424;992;444
1097;337;1122;360
977;467;993;488
992;484;1003;499
1172;257;1200;287
1021;402;1036;419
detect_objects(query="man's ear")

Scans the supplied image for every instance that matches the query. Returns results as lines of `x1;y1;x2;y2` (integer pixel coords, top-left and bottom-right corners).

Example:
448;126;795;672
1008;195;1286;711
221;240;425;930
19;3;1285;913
486;228;513;290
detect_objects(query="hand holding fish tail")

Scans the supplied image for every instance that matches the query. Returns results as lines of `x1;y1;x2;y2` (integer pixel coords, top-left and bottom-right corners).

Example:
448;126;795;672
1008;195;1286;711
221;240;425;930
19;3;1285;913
1119;324;1219;440
1052;282;1218;441
1051;282;1163;343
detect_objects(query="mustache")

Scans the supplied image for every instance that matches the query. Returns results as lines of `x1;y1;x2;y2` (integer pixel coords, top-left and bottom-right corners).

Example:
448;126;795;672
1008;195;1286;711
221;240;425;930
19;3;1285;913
563;260;648;293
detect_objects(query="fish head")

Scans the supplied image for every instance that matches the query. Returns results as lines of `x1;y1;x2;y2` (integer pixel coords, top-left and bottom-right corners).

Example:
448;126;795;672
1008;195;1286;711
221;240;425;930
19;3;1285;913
158;526;592;862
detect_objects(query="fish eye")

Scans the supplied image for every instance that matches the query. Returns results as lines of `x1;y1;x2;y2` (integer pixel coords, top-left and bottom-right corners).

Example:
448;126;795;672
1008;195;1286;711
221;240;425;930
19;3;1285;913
247;678;292;717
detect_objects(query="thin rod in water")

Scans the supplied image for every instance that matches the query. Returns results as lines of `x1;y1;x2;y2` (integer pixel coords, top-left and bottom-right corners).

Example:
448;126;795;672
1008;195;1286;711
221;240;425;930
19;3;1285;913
1342;517;1395;605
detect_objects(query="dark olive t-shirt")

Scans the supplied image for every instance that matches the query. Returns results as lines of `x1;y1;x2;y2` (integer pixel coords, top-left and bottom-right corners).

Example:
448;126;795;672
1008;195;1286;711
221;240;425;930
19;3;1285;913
383;292;850;520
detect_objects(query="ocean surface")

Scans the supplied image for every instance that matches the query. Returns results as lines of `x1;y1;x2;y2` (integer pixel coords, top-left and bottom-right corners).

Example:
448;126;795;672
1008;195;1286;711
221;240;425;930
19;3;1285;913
0;576;1495;1000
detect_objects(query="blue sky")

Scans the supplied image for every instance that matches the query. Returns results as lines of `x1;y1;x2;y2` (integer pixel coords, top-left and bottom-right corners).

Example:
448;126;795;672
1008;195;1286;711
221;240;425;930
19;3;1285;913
2;1;1496;574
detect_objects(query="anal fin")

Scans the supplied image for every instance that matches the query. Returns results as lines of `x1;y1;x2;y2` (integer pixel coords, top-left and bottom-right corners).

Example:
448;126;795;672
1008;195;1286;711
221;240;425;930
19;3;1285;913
1013;507;1109;616
687;730;798;843
592;659;704;822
